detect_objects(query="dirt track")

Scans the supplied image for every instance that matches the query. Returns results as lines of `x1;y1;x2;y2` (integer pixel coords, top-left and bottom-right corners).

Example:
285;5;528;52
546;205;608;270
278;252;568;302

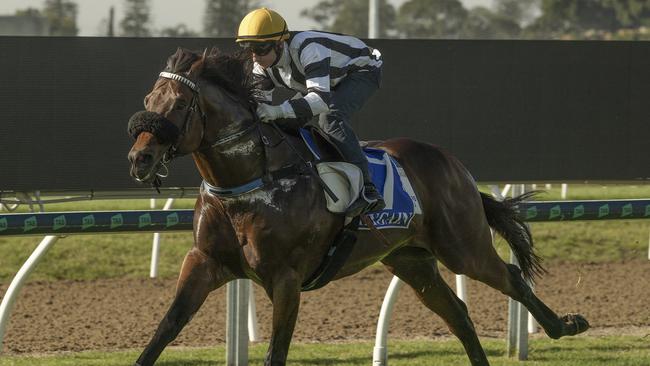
1;260;649;355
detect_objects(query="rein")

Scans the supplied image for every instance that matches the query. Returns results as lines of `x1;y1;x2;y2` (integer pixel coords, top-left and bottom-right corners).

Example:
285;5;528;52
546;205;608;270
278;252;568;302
154;71;334;202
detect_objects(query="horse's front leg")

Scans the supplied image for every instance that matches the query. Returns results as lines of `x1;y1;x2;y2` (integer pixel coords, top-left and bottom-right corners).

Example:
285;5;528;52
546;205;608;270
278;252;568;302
135;248;231;366
264;270;302;366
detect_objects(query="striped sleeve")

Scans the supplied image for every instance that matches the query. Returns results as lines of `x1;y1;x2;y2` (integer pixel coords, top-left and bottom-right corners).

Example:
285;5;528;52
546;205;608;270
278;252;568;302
287;42;331;118
251;63;274;104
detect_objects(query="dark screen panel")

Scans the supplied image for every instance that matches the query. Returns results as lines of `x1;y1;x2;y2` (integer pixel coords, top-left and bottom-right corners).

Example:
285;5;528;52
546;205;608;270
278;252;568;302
356;40;649;182
0;37;648;191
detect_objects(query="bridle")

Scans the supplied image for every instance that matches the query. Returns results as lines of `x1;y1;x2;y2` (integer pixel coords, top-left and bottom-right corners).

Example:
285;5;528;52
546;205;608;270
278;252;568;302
157;70;262;152
157;71;207;164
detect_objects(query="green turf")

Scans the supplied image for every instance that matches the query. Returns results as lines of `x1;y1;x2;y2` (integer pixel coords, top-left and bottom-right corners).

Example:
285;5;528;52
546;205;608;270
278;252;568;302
1;336;647;365
1;185;649;283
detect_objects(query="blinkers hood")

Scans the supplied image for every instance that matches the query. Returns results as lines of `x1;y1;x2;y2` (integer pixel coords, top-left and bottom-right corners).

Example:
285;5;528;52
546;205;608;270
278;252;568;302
127;110;180;145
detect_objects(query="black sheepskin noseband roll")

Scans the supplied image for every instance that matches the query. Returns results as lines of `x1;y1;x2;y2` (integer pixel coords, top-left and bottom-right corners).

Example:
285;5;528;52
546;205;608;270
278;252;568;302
127;110;181;145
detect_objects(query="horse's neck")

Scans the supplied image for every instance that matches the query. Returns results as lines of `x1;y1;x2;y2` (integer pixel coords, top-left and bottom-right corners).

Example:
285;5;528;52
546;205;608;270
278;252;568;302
192;118;262;189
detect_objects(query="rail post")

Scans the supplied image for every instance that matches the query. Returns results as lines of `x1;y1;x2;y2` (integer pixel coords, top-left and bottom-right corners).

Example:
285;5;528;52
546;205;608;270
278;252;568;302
0;235;60;351
226;279;250;366
372;276;404;366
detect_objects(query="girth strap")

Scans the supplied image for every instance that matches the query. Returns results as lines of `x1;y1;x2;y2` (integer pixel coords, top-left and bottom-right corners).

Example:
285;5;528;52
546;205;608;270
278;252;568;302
301;216;361;292
202;163;306;198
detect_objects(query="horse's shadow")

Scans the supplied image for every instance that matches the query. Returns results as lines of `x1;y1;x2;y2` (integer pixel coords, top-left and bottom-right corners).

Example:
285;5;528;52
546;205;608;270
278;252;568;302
155;351;437;366
157;359;217;366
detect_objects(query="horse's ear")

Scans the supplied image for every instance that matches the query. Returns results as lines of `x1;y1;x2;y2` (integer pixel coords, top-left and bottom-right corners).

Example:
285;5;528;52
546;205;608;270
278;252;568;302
189;51;207;77
202;48;208;60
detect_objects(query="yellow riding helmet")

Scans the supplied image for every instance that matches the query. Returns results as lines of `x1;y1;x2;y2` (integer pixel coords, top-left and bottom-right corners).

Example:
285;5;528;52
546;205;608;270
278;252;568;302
236;8;289;43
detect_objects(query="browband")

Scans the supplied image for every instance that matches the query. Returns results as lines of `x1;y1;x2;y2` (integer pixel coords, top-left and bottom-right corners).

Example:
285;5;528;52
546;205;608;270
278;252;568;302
159;72;198;92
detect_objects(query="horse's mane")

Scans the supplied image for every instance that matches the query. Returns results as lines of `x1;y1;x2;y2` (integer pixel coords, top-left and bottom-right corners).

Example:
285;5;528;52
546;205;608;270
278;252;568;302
164;47;256;108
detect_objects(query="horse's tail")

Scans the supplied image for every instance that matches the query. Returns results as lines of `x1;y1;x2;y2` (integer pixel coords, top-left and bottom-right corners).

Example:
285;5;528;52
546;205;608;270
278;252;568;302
480;191;546;282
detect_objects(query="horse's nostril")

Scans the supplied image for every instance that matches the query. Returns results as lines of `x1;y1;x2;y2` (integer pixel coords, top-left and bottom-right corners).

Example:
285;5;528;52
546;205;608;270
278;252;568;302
129;151;153;165
137;153;153;165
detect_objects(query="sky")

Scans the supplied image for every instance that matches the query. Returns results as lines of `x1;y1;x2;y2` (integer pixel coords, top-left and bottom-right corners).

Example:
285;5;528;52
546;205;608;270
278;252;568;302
0;0;491;36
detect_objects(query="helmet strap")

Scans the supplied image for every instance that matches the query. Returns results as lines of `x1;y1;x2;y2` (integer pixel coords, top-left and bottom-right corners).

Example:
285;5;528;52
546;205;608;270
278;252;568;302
269;41;284;68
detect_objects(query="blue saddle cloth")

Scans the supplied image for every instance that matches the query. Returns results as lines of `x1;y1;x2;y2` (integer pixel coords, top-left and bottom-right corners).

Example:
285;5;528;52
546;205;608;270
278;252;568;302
300;128;421;230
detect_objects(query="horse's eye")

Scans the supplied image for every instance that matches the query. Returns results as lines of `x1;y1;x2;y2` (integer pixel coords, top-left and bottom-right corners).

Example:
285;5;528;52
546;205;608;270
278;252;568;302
175;102;187;110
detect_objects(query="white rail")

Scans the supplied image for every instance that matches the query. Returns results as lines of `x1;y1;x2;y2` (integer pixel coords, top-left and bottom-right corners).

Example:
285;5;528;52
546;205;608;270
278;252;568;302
0;235;60;350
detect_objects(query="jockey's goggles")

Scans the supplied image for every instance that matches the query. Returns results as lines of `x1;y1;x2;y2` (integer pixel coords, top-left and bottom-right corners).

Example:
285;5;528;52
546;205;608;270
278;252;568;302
240;41;276;56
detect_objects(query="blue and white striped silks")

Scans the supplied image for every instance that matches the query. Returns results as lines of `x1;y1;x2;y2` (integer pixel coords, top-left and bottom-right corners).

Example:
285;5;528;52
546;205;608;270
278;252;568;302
361;147;422;229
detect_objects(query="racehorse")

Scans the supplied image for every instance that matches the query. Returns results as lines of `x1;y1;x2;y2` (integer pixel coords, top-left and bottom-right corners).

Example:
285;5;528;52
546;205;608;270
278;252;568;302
127;47;588;366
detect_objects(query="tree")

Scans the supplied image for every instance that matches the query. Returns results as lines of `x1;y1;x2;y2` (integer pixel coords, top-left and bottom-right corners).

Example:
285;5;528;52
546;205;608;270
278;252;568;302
15;8;42;18
120;0;151;37
462;6;521;39
602;0;650;28
493;0;539;26
13;7;49;36
396;0;467;38
300;0;396;38
527;0;650;39
43;0;78;36
160;24;200;38
203;0;259;37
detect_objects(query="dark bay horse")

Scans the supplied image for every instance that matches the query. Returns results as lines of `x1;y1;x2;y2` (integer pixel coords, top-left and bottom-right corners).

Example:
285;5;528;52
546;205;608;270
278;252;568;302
127;48;588;366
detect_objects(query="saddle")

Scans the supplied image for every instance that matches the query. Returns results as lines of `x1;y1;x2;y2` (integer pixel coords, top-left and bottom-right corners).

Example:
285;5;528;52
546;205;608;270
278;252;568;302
298;125;421;229
299;126;364;214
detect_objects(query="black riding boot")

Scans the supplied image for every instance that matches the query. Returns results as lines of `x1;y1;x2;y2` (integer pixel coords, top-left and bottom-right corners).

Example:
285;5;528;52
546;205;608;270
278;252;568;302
354;180;386;215
318;110;385;216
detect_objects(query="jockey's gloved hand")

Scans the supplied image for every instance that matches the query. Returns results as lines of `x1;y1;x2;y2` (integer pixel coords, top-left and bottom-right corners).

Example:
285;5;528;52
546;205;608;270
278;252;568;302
256;103;287;122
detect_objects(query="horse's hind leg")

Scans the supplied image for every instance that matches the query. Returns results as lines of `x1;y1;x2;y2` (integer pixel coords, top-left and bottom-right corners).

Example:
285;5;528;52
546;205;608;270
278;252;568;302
382;247;490;366
135;248;230;366
440;219;589;340
462;247;588;340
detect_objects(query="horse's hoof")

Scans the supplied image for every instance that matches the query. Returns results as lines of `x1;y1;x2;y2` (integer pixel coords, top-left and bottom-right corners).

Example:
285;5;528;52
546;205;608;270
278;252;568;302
561;313;590;335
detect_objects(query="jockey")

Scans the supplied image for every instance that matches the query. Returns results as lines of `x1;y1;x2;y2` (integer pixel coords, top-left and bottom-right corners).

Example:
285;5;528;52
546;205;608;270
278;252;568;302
236;7;385;216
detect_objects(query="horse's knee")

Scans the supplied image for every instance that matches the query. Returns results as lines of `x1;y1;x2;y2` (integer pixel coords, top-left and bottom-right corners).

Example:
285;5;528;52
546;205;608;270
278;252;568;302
176;249;223;291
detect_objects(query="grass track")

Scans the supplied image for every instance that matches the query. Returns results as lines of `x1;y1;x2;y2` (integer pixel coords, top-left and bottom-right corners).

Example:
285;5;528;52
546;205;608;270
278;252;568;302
1;336;648;365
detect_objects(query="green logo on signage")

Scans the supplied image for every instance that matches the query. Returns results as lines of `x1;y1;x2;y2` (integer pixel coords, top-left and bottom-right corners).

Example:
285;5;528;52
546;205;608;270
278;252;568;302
526;206;538;219
598;204;610;218
53;215;66;230
549;205;562;219
82;215;95;230
139;214;152;228
166;213;179;227
621;204;633;217
573;205;584;219
24;216;37;232
111;214;124;229
0;218;7;232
